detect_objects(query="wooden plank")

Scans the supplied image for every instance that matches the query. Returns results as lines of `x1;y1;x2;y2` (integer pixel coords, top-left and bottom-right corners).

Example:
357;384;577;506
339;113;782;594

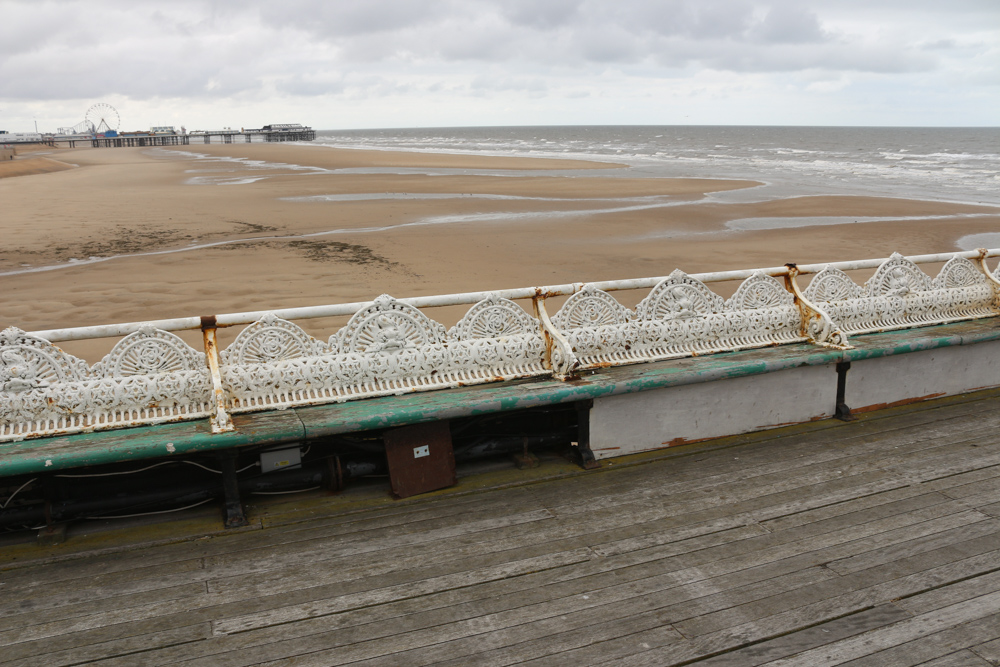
730;594;1000;667
196;560;826;667
943;484;1000;510
668;546;1000;642
0;506;554;631
598;561;1000;667
0;474;968;620
895;570;1000;615
0;500;772;664
0;582;207;633
827;612;1000;666
293;564;831;666
0;547;592;663
139;482;968;664
68;527;772;666
0;511;564;646
11;422;944;628
760;488;953;534
824;517;1000;575
664;605;912;667
550;411;1000;523
4;389;1000;666
204;517;762;604
137;544;989;664
0;558;206;615
910;651;994;667
428;571;834;667
211;547;593;636
5;623;211;667
970;637;1000;664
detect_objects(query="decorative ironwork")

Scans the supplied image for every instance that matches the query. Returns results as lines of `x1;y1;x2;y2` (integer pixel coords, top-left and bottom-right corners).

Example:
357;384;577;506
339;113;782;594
805;254;997;335
552;285;633;330
635;269;724;320
221;313;328;365
557;271;806;370
0;326;212;441
449;294;537;340
220;295;548;413
3;251;999;442
803;267;864;303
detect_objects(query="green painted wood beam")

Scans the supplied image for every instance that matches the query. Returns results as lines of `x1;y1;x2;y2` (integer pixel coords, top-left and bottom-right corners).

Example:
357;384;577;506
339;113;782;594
2;318;999;478
0;411;305;478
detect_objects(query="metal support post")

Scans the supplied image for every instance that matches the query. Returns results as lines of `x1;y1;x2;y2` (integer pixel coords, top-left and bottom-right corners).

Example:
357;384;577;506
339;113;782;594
575;399;599;469
219;450;249;528
201;316;234;434
532;293;579;380
835;361;854;421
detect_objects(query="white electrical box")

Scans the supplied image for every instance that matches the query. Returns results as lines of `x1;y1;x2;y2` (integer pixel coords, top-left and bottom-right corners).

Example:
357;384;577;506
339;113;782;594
413;445;430;458
260;447;302;473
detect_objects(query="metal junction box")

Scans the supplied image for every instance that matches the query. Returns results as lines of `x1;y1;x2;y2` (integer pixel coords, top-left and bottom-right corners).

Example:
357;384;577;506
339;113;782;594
383;421;456;499
259;446;302;473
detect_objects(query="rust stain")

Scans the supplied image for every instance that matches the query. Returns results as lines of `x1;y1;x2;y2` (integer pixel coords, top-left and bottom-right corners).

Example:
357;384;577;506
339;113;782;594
852;392;947;414
662;435;716;447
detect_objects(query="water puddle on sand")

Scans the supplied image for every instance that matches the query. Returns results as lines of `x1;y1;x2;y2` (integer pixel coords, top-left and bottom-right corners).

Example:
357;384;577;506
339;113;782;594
725;212;997;231
282;193;660;202
956;233;1000;251
0;196;700;277
148;148;332;185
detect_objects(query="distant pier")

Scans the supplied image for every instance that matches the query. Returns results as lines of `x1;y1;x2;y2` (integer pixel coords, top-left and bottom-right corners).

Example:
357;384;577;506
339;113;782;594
58;125;316;148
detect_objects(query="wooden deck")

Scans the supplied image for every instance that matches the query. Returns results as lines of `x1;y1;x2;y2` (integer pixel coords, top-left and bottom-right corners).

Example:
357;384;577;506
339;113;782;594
1;390;999;666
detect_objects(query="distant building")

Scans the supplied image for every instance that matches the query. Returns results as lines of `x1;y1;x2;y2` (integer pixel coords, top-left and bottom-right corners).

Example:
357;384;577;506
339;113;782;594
0;131;43;143
260;124;307;131
150;126;176;135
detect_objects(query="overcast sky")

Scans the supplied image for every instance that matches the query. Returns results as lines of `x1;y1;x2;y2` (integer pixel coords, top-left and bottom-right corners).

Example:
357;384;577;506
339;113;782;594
1;0;997;132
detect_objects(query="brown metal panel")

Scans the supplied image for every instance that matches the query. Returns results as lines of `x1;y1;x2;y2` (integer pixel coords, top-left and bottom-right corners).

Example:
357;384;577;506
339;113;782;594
383;421;456;499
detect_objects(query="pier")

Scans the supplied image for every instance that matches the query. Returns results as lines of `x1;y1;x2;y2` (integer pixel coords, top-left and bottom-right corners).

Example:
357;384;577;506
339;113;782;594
3;247;1000;662
57;126;317;148
1;389;999;665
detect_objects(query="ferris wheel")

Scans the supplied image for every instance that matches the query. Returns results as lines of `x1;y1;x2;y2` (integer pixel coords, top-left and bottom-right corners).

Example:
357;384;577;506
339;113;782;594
85;103;120;134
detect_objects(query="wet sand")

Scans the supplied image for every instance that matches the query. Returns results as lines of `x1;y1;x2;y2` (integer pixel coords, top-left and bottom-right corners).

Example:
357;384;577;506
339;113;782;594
2;142;999;360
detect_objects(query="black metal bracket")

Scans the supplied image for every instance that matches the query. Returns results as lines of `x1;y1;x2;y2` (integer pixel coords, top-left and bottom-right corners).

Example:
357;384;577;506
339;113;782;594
576;399;600;469
835;361;855;421
219;450;249;528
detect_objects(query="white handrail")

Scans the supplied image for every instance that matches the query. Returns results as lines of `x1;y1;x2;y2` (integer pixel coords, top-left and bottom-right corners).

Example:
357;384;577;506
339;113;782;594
28;248;1000;343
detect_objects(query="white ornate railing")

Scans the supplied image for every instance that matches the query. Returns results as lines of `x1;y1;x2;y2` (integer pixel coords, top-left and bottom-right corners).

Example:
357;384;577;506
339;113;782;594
3;249;1000;442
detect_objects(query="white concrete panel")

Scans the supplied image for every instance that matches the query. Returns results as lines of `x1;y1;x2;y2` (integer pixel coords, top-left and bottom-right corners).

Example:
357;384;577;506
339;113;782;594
590;364;838;459
847;341;1000;412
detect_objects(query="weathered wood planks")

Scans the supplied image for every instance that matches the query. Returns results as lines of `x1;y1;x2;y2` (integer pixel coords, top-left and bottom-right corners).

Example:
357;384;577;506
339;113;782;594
1;391;999;665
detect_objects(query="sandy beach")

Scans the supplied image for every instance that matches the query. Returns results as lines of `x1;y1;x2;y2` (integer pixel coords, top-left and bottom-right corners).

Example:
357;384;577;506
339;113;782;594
2;141;999;360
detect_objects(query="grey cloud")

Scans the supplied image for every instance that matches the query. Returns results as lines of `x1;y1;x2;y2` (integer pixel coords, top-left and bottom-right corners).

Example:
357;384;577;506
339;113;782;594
500;0;583;29
256;0;459;36
921;39;958;51
751;6;827;44
0;0;992;106
470;74;548;94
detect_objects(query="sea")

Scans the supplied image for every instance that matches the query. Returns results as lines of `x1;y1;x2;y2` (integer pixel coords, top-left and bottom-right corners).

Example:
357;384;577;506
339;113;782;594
311;125;1000;208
